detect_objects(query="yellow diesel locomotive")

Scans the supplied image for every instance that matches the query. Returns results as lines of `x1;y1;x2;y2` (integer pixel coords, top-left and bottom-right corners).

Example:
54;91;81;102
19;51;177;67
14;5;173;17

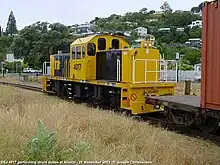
42;34;177;115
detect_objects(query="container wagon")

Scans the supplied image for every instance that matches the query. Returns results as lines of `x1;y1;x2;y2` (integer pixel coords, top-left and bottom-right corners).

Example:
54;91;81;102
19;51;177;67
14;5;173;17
146;0;220;134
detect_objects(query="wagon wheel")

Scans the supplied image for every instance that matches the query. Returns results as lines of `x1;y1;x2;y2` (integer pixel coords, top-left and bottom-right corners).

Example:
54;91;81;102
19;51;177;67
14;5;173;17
165;108;196;127
200;117;220;134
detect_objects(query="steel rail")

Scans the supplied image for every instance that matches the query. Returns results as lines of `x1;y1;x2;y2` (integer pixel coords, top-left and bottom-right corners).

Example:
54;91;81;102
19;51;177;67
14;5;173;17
0;81;42;92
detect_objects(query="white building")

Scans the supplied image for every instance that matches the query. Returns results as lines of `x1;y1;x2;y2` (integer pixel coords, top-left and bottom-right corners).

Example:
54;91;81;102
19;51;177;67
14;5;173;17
73;22;94;29
176;28;185;32
134;27;148;39
175;10;184;13
71;22;95;34
153;11;164;15
6;53;23;63
188;20;202;29
158;28;171;32
125;21;138;26
145;19;158;23
124;31;131;37
194;63;201;71
192;10;202;17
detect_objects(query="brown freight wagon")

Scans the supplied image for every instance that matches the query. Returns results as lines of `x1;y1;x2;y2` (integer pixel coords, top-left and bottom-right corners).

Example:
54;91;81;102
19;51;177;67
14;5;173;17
201;0;220;111
145;0;220;134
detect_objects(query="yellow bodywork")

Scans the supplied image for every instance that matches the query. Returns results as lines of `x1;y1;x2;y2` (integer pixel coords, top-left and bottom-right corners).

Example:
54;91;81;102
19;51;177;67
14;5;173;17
42;34;176;115
50;56;55;76
69;34;129;80
122;47;161;83
121;84;175;114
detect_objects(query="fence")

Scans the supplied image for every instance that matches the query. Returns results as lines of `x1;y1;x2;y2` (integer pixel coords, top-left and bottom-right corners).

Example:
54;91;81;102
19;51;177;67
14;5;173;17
0;72;42;82
1;70;201;82
167;70;201;82
132;59;178;84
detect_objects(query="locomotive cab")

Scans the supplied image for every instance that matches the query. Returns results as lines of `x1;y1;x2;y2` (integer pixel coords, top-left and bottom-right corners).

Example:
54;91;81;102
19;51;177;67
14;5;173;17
53;53;70;78
69;34;129;81
96;39;157;83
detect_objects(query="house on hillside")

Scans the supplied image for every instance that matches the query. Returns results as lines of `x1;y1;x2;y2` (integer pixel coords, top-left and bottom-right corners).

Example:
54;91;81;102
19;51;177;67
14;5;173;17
185;38;202;48
70;22;95;35
123;31;131;37
188;20;202;29
176;28;185;32
153;11;164;15
125;21;138;27
175;10;184;13
145;19;158;23
194;63;201;71
134;27;148;39
192;10;202;17
158;28;171;32
5;53;23;63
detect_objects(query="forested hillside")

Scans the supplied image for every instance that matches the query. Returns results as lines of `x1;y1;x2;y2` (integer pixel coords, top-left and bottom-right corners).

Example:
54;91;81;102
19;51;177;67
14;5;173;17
0;1;202;70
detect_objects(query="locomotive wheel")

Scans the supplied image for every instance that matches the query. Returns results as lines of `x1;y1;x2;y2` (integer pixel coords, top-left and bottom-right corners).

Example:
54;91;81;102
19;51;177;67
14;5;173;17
92;99;101;109
200;117;220;134
56;91;64;99
131;115;143;121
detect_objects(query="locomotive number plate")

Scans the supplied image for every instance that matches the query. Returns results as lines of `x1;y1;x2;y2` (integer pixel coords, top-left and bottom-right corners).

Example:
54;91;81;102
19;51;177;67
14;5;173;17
74;64;82;70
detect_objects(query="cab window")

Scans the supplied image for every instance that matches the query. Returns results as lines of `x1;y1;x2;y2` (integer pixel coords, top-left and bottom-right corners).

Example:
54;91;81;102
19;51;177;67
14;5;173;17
98;38;106;50
76;46;81;59
112;39;119;49
55;61;57;69
82;46;85;58
87;43;96;56
72;47;76;60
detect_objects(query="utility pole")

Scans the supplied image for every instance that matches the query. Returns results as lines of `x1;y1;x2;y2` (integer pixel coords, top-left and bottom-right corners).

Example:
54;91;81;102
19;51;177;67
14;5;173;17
175;53;185;82
16;63;18;73
176;53;180;82
1;61;5;77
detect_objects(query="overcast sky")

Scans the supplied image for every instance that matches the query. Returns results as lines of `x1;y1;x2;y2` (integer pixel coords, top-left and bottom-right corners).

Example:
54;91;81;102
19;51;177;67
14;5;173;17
0;0;202;30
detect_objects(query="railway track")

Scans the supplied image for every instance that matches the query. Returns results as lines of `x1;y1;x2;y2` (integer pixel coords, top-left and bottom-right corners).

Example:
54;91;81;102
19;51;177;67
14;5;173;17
0;81;42;92
0;80;220;146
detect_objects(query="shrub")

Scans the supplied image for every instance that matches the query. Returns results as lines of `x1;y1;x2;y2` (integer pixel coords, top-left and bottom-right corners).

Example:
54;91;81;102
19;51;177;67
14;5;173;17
23;120;61;161
72;141;91;160
23;120;91;161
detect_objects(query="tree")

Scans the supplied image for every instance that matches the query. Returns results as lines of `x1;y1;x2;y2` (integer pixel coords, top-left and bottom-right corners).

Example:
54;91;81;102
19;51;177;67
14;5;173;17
189;27;202;38
0;52;5;61
180;47;201;65
163;11;200;27
180;59;194;70
160;1;173;13
139;8;148;13
149;10;156;14
191;7;200;13
130;31;139;40
0;36;13;53
90;17;100;24
11;21;76;69
5;11;18;36
199;3;203;11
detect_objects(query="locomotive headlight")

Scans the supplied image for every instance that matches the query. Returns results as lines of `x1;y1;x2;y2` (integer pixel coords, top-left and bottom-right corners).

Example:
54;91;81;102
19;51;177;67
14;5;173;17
146;49;149;54
144;43;148;47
